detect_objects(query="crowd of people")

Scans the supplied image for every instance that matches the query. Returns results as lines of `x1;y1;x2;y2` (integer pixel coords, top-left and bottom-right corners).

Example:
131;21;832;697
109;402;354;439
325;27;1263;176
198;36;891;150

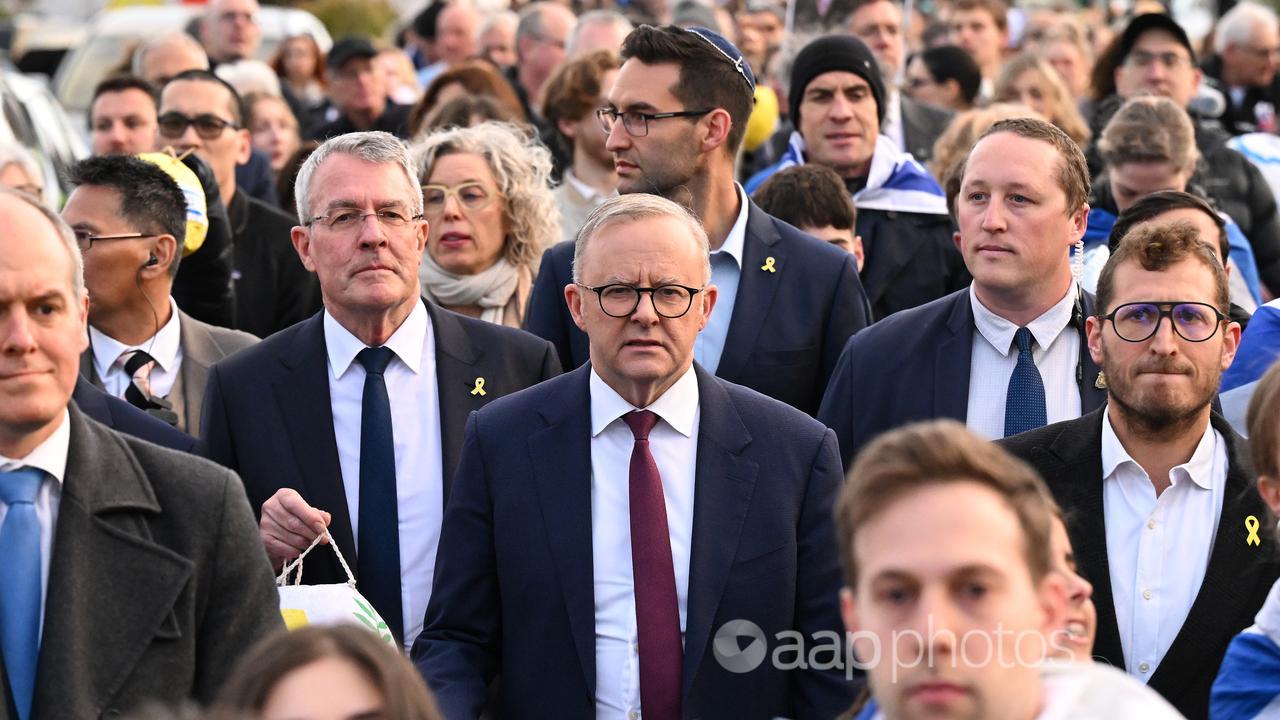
8;0;1280;717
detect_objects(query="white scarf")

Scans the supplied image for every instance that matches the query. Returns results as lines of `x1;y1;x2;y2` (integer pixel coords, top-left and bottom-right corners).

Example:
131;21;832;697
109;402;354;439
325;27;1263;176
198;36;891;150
419;251;520;325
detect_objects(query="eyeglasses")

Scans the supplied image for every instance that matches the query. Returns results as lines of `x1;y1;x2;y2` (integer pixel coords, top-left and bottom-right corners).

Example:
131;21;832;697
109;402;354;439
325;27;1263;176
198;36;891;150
596;108;714;137
905;76;935;90
421;182;501;216
578;283;704;318
1100;301;1228;343
1124;50;1191;69
306;209;423;232
157;112;238;140
73;230;157;251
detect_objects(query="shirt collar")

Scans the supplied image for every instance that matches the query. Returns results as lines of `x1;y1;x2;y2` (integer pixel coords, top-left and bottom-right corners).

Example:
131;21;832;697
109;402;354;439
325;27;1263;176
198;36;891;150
0;408;69;486
563;169;614;206
590;363;699;438
1101;407;1217;491
324;298;430;379
712;184;750;268
89;297;183;379
970;282;1078;357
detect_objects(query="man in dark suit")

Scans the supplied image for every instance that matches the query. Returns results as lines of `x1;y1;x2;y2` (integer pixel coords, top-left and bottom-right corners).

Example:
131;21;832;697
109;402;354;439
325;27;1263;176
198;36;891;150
0;187;280;720
1000;221;1280;719
525;25;868;417
62;154;258;435
819;118;1106;468
415;194;856;719
201;132;560;651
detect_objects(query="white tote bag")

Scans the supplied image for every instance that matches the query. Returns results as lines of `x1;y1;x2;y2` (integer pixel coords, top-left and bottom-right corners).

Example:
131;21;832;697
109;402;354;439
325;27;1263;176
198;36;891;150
276;529;398;648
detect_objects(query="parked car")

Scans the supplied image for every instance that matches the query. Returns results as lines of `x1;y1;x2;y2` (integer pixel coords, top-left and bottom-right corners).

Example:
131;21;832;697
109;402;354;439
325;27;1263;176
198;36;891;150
0;66;87;207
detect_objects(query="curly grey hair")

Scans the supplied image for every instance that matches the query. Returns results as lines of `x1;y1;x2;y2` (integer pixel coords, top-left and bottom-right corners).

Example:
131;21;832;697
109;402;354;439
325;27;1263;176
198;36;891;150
412;121;560;270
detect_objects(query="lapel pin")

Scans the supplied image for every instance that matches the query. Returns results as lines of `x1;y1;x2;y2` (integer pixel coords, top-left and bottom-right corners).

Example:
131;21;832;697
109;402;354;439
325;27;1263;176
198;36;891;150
1246;515;1262;547
761;256;777;273
1094;372;1107;390
470;377;487;396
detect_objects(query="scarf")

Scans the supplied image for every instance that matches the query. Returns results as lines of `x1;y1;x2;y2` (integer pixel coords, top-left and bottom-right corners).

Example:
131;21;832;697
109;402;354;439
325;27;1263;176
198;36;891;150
419;251;520;326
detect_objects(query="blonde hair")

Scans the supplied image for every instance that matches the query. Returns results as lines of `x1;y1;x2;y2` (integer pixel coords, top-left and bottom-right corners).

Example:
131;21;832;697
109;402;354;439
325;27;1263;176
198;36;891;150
412;122;560;270
994;53;1092;146
929;102;1037;194
1099;95;1198;174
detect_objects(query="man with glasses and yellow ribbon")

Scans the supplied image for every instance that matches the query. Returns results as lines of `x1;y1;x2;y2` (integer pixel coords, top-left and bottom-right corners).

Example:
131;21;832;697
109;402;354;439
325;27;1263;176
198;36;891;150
1001;220;1280;718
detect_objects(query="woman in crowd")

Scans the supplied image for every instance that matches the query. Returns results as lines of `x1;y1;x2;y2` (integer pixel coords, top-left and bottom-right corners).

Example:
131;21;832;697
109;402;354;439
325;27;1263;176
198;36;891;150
1050;512;1097;662
413;122;559;327
213;625;442;720
246;93;301;176
271;34;327;121
928;102;1035;185
0;143;45;204
903;45;983;112
408;61;528;139
378;46;422;106
1033;18;1095;108
993;53;1092;146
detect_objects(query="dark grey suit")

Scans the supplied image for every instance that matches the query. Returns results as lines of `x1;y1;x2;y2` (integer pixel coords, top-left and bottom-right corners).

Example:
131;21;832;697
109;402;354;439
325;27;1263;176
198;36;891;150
899;96;953;163
0;405;283;720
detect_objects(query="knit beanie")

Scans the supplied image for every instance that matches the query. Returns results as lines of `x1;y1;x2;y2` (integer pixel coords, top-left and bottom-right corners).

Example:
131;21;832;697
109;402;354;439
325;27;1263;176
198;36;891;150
789;35;886;126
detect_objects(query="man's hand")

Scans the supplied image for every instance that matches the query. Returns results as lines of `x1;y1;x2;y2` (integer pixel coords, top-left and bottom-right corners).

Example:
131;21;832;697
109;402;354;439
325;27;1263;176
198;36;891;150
260;488;332;571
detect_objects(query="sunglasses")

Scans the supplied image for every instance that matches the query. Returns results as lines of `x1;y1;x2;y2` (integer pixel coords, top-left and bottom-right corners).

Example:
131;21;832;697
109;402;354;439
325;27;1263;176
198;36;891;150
157;112;239;140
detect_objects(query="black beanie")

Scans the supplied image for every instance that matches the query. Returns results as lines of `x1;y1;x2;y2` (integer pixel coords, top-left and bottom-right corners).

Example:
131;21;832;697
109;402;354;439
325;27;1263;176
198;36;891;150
789;35;886;127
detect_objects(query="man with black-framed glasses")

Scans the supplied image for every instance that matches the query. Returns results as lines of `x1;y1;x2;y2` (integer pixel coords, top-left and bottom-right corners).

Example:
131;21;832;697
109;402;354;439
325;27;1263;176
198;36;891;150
526;24;869;417
1001;220;1280;718
160;69;320;337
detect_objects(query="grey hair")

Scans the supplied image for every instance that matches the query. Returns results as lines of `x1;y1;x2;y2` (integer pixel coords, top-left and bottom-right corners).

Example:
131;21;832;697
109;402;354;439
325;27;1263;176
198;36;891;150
412;121;559;270
516;2;559;41
1215;1;1279;55
572;194;711;283
132;32;210;77
0;143;44;199
567;10;634;56
0;187;85;299
478;10;519;42
215;59;282;98
294;131;422;224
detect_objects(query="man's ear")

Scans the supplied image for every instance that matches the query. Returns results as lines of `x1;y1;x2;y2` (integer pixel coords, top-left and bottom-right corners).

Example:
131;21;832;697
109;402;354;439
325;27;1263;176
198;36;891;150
701;109;733;154
291;225;316;272
558;117;580;142
147;234;180;277
566;282;587;332
1085;314;1105;366
234;128;252;166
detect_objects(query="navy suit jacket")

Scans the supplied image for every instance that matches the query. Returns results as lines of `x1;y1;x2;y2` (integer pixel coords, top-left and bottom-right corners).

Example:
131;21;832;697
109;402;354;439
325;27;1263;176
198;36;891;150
71;378;201;454
199;300;561;586
999;410;1280;720
817;287;1108;469
412;363;858;719
524;200;870;416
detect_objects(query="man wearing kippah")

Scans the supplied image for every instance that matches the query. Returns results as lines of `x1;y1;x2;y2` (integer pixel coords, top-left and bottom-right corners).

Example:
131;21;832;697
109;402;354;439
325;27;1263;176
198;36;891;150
747;34;968;320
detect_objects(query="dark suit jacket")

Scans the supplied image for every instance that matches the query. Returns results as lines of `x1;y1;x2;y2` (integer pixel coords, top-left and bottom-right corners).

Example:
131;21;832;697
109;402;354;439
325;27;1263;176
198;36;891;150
817;287;1108;469
412;363;857;720
0;405;282;720
999;409;1280;720
227;191;323;339
524;200;870;416
200;300;562;586
899;96;954;163
71;378;200;454
855;207;969;320
80;309;259;436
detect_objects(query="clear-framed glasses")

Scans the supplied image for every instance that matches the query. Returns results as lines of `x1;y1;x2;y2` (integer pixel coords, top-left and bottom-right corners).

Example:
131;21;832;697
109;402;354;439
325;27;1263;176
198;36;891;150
1124;50;1191;69
596;107;714;137
73;230;157;252
1101;301;1228;343
577;283;704;318
421;182;500;217
306;208;423;232
157;111;238;140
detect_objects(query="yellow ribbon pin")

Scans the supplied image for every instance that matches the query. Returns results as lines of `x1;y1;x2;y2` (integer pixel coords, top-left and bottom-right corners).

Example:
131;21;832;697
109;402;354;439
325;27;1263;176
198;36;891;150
470;377;487;396
761;256;777;273
1247;515;1262;546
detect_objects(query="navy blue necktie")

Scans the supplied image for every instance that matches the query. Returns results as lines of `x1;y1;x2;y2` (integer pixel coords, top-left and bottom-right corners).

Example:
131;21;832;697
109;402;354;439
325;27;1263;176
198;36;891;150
355;347;403;645
1004;327;1048;437
0;468;43;720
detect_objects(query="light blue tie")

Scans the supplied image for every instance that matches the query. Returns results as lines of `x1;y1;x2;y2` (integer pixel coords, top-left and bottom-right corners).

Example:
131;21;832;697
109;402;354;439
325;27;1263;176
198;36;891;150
0;468;43;720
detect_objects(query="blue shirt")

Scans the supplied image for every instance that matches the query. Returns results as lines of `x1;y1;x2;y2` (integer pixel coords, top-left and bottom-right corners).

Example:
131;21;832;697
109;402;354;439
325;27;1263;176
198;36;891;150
694;185;750;374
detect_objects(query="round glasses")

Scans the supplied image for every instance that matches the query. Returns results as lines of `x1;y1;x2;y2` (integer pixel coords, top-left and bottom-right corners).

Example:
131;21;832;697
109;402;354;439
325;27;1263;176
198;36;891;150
1100;301;1228;343
157;112;238;140
578;283;703;318
421;182;500;217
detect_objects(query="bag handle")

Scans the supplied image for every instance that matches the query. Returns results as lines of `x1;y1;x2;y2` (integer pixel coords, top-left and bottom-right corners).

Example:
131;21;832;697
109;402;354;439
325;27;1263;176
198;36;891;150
276;527;357;589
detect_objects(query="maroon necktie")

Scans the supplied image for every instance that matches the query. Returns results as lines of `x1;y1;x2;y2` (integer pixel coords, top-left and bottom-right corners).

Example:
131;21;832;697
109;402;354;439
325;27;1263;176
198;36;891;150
623;410;683;719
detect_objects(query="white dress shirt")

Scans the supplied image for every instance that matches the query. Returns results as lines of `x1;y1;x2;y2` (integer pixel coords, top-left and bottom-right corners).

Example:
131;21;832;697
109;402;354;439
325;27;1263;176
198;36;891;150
966;283;1083;439
695;184;750;375
1102;409;1227;680
88;297;183;399
590;365;700;719
0;409;69;639
324;299;443;650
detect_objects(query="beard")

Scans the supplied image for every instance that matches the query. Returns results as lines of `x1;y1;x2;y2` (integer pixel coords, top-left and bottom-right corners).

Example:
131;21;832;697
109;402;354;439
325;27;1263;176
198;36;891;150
1102;343;1221;439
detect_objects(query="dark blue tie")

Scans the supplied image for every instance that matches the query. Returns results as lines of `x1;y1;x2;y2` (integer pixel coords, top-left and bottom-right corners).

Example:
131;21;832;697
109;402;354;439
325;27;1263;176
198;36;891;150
0;468;43;720
1004;327;1047;438
355;346;403;645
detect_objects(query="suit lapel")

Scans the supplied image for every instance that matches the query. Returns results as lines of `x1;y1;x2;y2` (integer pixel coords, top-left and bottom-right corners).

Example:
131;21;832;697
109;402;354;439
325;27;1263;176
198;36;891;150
1079;292;1108;412
715;202;784;383
271;314;355;562
682;367;757;696
78;348;104;390
33;407;192;719
425;302;488;506
934;291;975;421
527;365;596;697
175;311;215;436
